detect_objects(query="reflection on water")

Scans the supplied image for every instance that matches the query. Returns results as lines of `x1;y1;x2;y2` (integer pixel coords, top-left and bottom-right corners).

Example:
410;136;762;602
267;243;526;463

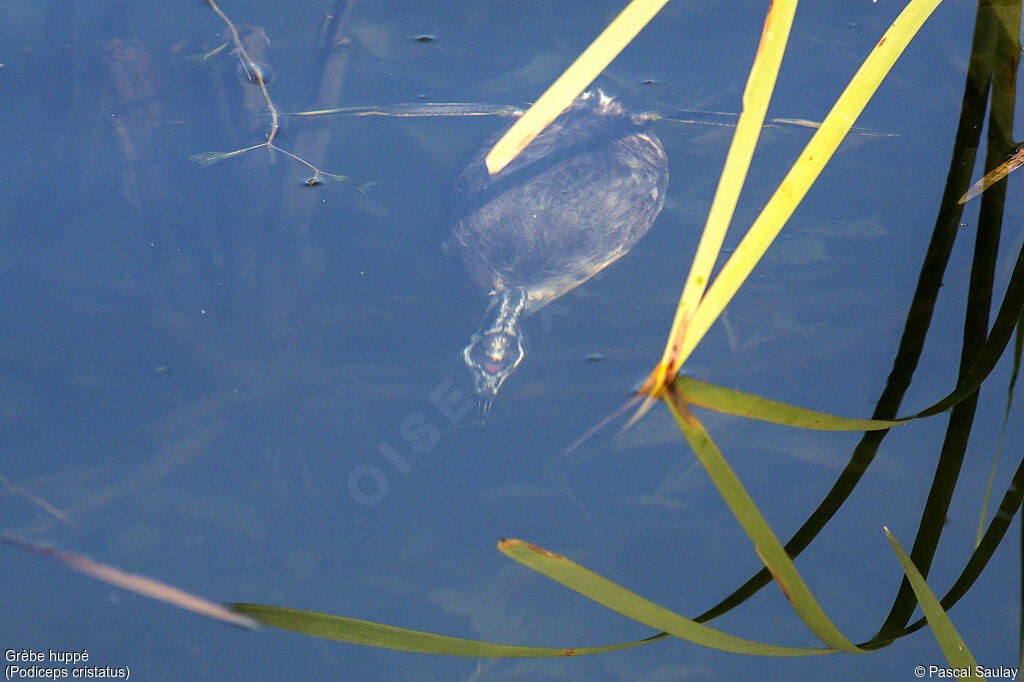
1;1;1019;679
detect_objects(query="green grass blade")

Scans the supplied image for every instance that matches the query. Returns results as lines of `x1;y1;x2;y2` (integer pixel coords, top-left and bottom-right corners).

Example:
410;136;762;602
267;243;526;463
976;317;1022;546
497;540;830;657
485;0;670;174
876;0;1019;640
863;449;1024;648
883;528;978;670
675;375;906;431
676;0;944;368
689;0;1004;629
663;393;865;653
654;0;797;386
227;603;649;657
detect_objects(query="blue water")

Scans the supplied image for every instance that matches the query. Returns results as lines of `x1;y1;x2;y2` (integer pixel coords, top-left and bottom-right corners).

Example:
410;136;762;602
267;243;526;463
2;0;1021;679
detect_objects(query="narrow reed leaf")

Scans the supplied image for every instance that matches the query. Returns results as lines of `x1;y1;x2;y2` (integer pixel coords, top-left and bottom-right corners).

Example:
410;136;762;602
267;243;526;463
976;317;1023;546
227;603;647;657
676;0;944;368
2;535;258;629
486;0;670;174
663;399;865;653
674;375;906;431
653;0;797;390
884;528;978;670
498;540;830;656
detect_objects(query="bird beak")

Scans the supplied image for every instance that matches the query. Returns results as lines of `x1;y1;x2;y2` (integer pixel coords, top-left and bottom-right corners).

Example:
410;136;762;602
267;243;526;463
475;390;495;419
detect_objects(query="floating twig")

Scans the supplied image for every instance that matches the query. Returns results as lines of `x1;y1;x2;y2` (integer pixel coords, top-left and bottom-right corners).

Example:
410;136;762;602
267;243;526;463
195;0;343;184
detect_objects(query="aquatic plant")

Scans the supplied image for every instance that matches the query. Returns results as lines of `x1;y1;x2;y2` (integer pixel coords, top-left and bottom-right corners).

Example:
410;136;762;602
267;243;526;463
223;0;1022;665
5;0;1022;675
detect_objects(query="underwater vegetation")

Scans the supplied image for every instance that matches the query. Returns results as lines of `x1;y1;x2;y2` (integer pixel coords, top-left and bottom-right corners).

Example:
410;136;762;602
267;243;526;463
4;0;1024;678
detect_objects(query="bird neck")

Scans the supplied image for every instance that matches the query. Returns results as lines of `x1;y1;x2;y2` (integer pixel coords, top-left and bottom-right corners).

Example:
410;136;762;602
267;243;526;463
481;288;528;336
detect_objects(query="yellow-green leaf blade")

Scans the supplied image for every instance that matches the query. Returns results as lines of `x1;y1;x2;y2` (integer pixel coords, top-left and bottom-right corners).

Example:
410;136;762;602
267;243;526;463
658;0;797;383
677;0;944;367
485;0;670;174
675;375;906;431
498;540;830;657
228;603;647;657
883;528;978;671
663;396;865;653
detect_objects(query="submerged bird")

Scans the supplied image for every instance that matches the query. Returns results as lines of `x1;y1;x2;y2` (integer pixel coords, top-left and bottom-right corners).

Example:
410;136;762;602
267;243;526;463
449;90;669;415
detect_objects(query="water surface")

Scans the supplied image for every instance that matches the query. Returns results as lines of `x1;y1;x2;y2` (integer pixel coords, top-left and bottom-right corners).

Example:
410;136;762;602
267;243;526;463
1;1;1019;679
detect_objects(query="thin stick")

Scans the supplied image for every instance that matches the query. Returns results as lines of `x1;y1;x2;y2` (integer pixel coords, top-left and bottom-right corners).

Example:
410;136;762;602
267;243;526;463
196;0;342;183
